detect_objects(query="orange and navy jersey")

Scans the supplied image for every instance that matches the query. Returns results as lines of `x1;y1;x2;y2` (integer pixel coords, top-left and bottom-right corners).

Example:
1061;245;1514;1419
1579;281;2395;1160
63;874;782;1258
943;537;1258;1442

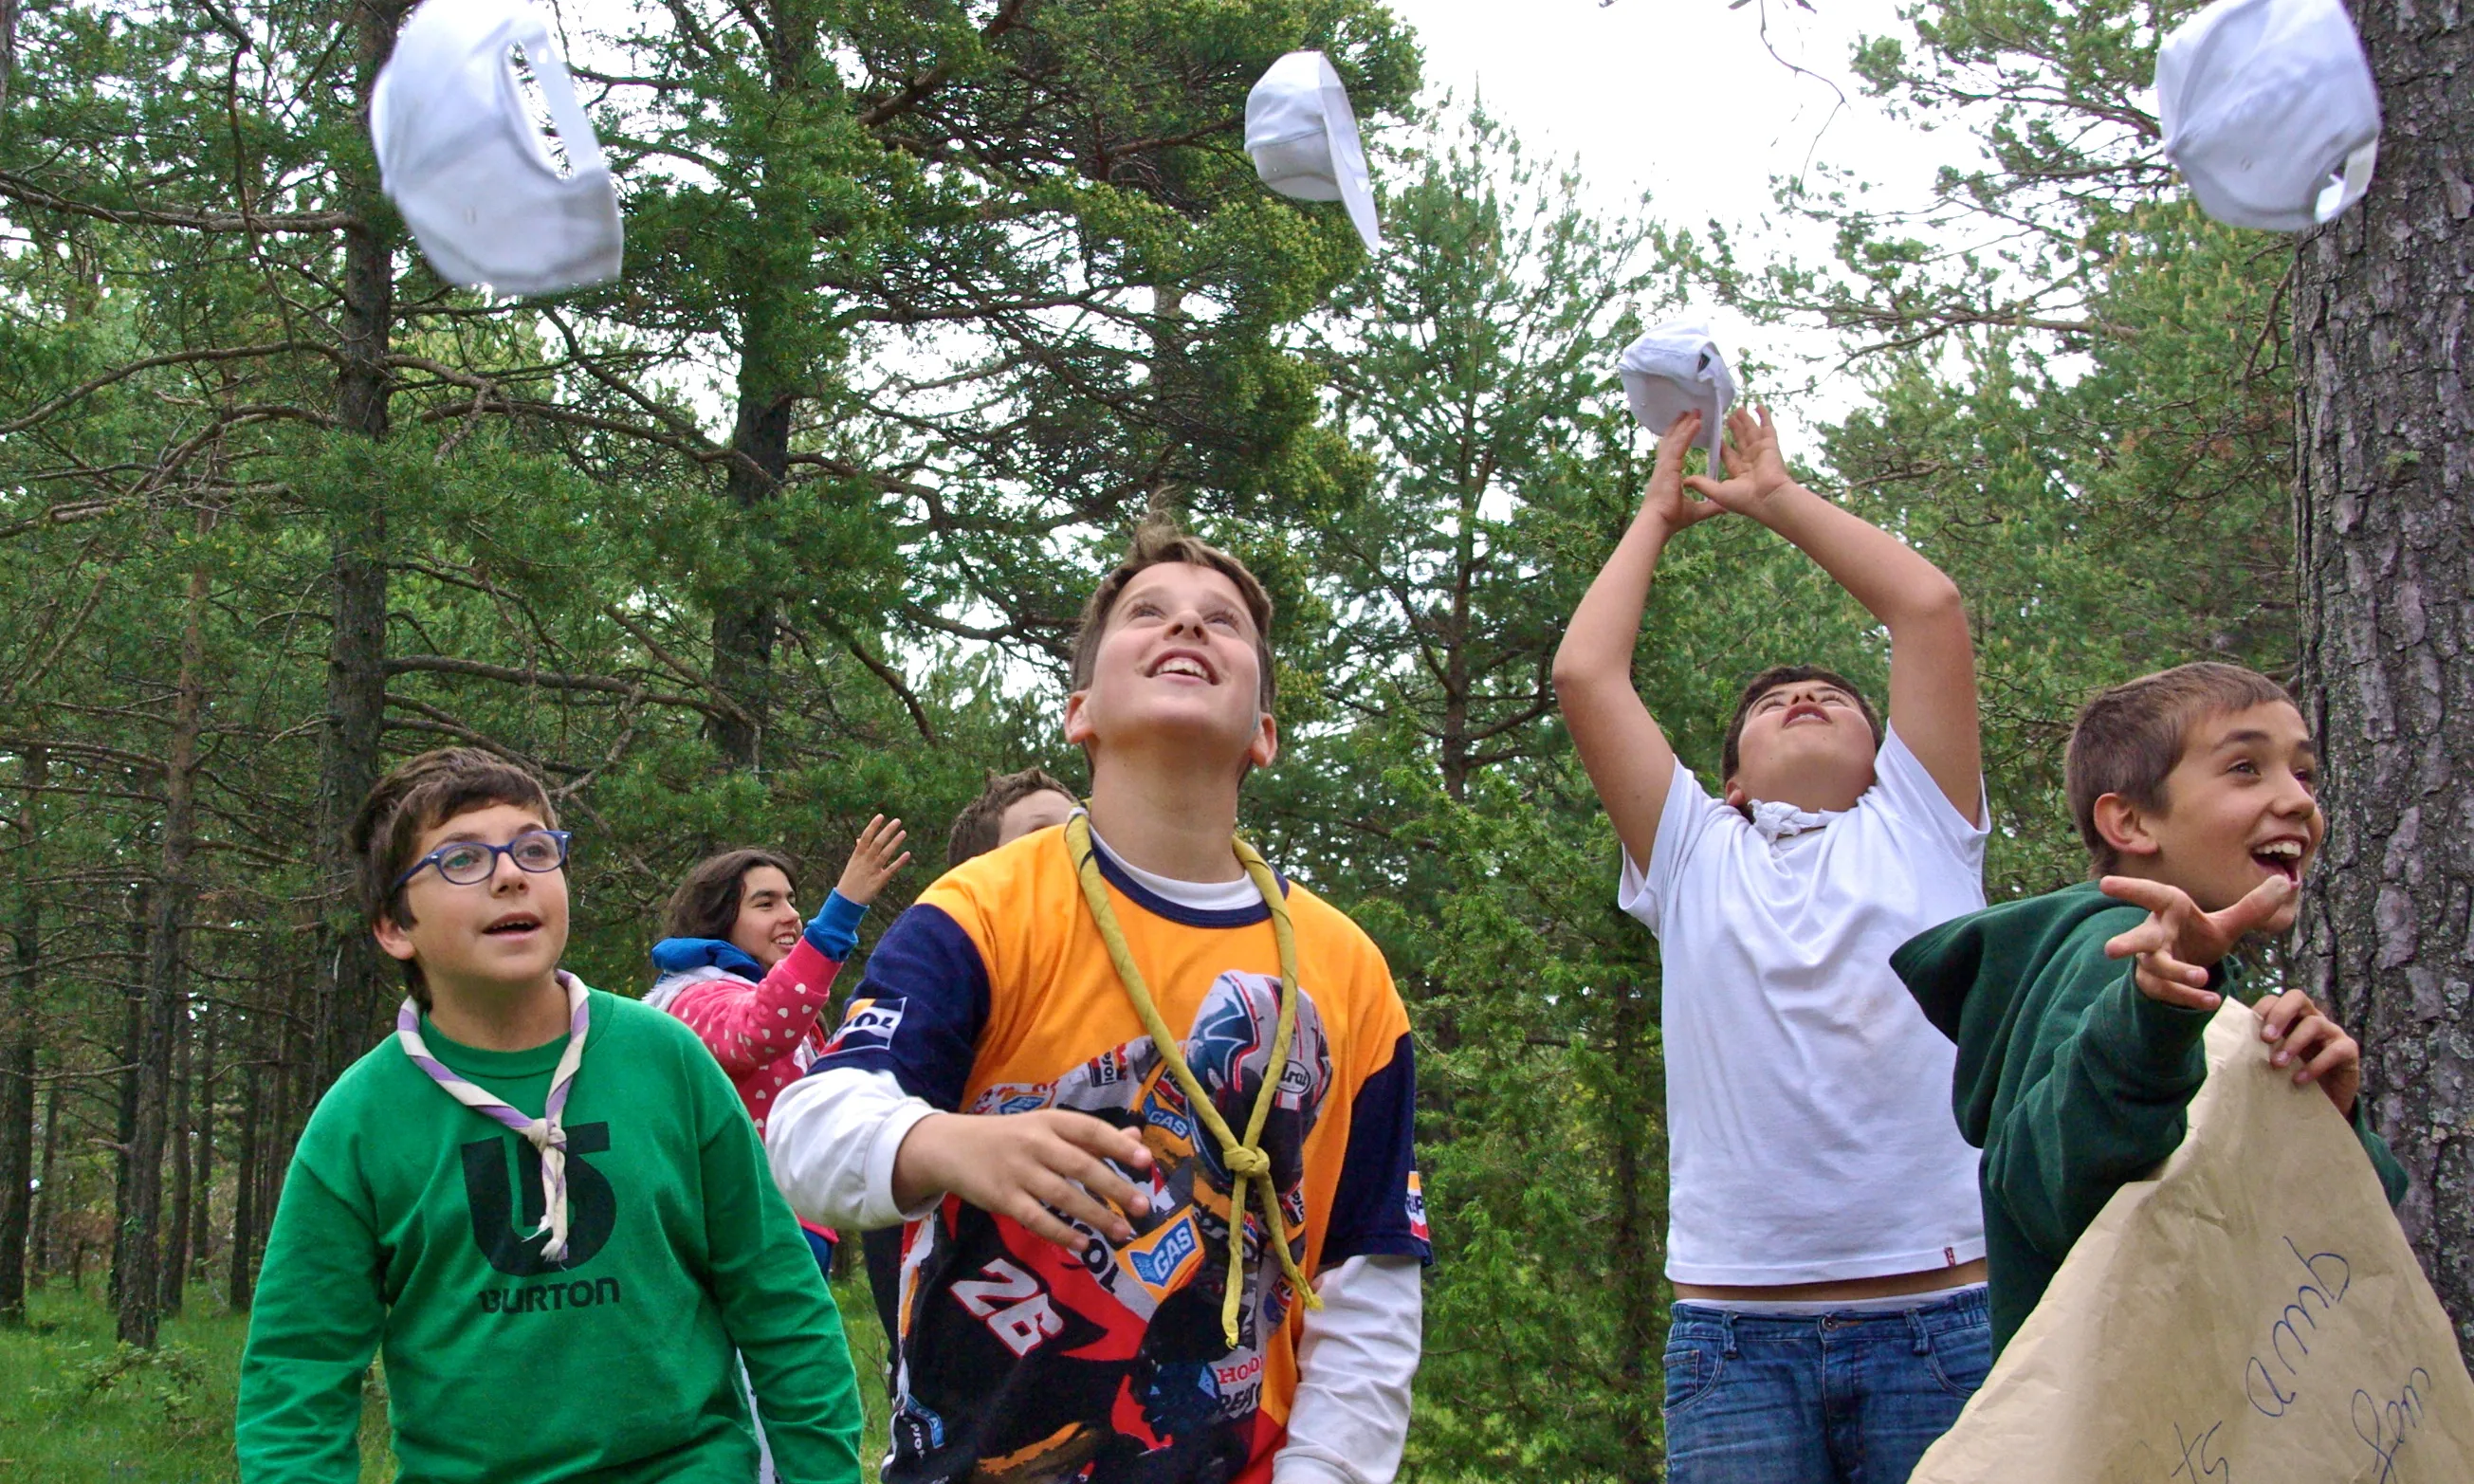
813;824;1426;1484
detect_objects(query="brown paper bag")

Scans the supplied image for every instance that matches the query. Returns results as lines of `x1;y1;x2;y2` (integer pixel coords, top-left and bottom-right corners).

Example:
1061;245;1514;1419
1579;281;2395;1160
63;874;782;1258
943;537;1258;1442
1912;1000;2474;1482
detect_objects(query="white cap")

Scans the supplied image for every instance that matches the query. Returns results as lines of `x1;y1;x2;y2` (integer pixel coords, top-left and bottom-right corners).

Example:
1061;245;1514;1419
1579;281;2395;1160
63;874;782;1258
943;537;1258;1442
1245;50;1383;252
2156;0;2381;232
1617;319;1735;469
372;0;623;296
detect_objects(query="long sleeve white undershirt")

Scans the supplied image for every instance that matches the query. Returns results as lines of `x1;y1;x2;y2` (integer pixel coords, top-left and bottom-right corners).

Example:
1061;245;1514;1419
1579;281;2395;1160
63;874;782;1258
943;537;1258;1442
763;1066;1420;1483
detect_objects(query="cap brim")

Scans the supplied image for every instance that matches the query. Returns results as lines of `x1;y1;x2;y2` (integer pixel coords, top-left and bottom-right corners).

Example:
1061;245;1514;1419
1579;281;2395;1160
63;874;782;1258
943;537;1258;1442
1314;58;1383;253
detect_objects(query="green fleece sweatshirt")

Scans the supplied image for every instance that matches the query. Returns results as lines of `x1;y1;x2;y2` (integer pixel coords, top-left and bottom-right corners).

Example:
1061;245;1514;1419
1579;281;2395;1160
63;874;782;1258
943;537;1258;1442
1891;882;2408;1358
236;987;863;1483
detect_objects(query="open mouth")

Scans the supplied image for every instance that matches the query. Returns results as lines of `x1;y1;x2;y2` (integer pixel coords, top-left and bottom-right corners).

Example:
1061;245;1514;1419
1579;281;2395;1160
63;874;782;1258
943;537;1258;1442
2251;839;2305;883
1147;650;1217;684
1782;703;1828;726
483;914;542;937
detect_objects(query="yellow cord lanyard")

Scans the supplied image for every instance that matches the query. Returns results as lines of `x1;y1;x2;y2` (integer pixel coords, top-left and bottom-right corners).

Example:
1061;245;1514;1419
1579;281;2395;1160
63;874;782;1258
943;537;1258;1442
1064;812;1323;1349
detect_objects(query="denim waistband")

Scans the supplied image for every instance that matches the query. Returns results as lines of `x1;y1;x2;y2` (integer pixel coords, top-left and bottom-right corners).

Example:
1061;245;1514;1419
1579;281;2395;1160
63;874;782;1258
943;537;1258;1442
1668;1283;1988;1340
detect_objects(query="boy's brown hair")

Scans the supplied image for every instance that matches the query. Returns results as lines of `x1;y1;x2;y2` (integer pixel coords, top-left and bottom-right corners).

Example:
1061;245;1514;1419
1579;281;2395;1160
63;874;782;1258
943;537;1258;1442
2065;661;2300;873
1719;664;1884;782
350;747;561;1005
1069;522;1277;714
946;768;1079;869
664;849;799;943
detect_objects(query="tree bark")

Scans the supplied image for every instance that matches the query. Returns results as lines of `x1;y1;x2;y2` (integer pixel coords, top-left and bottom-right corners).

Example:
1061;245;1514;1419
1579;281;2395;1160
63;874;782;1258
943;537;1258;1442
159;1003;193;1316
2293;0;2474;1365
0;0;16;116
0;742;40;1322
119;537;214;1347
228;1055;260;1312
190;1012;215;1292
108;885;145;1310
707;374;789;768
705;19;826;771
31;1067;59;1279
312;0;402;1090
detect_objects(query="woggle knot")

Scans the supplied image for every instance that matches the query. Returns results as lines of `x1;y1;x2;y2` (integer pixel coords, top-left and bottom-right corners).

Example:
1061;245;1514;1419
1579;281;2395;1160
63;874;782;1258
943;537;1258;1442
1750;797;1839;844
395;976;591;1271
1224;1145;1273;1180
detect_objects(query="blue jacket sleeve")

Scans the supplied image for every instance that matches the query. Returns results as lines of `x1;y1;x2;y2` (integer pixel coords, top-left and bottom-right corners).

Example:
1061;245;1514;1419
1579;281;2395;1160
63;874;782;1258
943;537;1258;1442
803;889;869;962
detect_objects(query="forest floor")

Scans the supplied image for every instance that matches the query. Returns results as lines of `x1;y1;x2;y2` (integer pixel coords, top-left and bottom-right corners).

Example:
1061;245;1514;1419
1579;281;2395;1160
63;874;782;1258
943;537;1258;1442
0;1274;893;1483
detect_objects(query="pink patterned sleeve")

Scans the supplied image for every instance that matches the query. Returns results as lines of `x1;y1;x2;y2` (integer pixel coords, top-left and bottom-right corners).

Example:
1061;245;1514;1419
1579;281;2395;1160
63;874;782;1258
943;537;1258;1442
664;936;848;1077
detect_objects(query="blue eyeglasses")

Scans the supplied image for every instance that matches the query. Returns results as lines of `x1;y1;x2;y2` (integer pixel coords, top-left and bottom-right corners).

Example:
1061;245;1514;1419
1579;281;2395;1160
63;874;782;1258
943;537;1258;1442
392;830;573;894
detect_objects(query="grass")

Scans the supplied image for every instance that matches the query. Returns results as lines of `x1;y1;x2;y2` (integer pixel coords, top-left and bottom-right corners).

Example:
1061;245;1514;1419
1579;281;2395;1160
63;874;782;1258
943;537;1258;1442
0;1273;895;1484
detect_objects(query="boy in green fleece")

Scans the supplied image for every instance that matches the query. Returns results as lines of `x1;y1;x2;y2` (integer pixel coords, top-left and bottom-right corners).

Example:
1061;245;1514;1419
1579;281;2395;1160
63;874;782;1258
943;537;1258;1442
1891;663;2408;1358
236;748;863;1483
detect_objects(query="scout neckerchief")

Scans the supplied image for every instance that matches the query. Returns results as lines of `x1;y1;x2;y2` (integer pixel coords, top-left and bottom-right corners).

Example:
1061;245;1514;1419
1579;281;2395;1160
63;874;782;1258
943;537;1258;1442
396;972;591;1264
1064;812;1322;1348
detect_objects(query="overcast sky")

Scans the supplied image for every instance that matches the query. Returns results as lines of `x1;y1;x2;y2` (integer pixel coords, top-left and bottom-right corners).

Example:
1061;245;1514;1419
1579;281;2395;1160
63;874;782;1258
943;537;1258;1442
1387;0;1960;428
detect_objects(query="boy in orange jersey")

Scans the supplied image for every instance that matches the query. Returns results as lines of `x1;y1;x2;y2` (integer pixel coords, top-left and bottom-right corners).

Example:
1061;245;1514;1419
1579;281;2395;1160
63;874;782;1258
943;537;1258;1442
767;524;1427;1484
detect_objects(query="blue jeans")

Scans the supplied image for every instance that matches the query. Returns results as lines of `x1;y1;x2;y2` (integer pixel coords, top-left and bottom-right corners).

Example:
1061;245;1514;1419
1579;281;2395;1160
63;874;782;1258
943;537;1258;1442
1661;1288;1992;1484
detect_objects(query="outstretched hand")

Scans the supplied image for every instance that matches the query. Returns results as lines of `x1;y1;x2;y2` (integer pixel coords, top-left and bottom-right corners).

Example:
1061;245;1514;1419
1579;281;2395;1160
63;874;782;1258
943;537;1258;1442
2099;873;2297;1010
834;815;911;907
1640;412;1727;535
1683;405;1797;516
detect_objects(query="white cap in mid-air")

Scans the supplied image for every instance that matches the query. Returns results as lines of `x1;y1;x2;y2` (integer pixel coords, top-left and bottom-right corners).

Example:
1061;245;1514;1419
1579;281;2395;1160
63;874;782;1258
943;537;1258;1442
1618;320;1736;470
372;0;623;295
1245;50;1383;253
2156;0;2381;232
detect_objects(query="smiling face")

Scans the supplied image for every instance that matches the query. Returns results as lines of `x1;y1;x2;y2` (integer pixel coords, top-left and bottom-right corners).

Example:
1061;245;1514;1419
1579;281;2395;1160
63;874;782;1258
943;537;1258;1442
2098;701;2322;929
1063;560;1277;777
1723;676;1881;815
724;865;803;971
373;801;570;1000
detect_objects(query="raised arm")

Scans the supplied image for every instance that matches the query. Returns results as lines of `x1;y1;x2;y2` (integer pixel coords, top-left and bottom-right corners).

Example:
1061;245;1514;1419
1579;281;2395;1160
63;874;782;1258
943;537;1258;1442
1686;406;1983;823
1552;413;1726;868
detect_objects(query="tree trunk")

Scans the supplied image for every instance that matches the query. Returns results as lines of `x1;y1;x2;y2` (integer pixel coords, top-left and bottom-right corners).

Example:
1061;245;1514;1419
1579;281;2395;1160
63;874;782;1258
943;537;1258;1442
119;540;214;1347
228;1056;261;1313
0;0;16;115
312;0;401;1090
2292;0;2474;1365
191;1012;215;1292
159;1003;193;1316
708;372;791;768
31;1067;59;1280
706;18;825;772
109;886;145;1310
0;743;40;1322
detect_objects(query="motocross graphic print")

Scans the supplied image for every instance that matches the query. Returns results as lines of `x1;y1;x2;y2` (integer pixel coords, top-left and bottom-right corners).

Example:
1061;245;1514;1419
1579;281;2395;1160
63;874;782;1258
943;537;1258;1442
809;825;1427;1484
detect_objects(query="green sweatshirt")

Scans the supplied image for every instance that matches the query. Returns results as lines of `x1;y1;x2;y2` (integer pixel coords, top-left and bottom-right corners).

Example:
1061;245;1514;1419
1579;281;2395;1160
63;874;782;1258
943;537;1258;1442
236;986;863;1483
1891;882;2409;1358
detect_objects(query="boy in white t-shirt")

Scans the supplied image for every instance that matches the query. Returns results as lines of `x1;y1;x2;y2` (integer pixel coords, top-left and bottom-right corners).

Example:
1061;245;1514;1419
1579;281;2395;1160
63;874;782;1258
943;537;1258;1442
1552;407;1992;1483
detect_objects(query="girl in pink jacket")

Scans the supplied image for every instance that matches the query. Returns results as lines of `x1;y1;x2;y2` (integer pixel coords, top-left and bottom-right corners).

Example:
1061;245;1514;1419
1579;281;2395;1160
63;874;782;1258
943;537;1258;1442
648;817;909;1262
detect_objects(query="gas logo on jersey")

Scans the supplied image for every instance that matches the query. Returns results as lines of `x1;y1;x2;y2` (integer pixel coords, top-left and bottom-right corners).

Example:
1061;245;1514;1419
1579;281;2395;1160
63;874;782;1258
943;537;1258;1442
1405;1169;1430;1243
1118;1210;1205;1299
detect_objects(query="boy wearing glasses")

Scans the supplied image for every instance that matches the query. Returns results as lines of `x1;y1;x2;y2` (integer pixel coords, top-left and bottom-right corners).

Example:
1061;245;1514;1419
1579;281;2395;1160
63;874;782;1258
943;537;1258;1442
236;748;864;1483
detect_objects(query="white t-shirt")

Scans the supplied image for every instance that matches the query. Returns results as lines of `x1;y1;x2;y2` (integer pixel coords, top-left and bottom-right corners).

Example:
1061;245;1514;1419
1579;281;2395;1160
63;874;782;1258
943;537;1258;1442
1620;726;1989;1286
